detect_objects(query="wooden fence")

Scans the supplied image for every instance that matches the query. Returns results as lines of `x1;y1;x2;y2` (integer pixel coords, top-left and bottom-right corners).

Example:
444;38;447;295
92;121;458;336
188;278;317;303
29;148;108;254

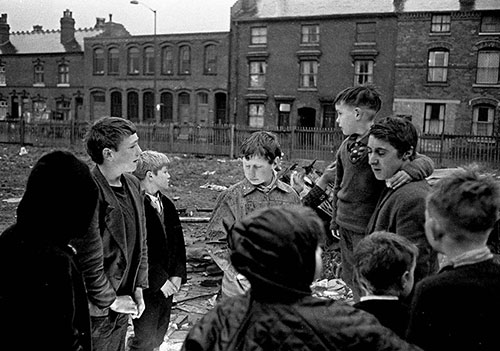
0;119;499;168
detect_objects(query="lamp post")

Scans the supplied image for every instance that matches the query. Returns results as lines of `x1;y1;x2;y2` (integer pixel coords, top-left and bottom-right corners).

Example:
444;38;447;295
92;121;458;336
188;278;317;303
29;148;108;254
130;0;158;122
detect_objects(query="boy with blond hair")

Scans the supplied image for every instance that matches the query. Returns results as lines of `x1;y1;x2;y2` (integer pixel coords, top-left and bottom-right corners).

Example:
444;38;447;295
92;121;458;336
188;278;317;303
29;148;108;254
130;150;187;351
206;131;301;299
407;167;500;351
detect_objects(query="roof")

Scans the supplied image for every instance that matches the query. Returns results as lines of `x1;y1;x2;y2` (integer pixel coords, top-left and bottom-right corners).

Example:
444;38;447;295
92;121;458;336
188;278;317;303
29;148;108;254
231;0;500;19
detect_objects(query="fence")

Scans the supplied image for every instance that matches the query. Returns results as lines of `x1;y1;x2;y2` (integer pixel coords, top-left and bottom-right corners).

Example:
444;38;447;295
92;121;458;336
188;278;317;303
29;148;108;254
0;119;499;168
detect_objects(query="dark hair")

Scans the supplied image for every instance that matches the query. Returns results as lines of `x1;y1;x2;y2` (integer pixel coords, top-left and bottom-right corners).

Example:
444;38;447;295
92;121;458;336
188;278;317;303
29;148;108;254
354;231;418;295
85;117;137;164
333;85;382;113
369;116;418;158
239;131;282;163
427;166;500;234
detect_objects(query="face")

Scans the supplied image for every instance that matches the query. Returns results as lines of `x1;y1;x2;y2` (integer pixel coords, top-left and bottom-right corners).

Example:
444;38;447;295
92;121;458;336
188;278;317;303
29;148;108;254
424;209;442;253
367;135;405;180
242;155;276;186
335;102;359;136
149;165;171;193
314;246;323;280
111;133;142;174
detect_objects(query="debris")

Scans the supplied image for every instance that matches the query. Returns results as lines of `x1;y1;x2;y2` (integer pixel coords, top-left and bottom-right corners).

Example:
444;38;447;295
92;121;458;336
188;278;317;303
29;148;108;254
199;183;227;191
202;170;216;175
179;217;210;223
18;147;28;156
216;159;226;163
3;197;22;203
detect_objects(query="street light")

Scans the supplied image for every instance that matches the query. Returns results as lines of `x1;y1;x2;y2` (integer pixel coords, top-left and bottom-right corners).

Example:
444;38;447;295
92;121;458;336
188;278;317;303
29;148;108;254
130;0;158;122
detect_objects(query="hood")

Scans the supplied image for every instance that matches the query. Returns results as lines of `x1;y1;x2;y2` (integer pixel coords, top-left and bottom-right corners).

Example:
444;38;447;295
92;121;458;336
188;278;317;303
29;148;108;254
228;205;323;301
15;150;98;245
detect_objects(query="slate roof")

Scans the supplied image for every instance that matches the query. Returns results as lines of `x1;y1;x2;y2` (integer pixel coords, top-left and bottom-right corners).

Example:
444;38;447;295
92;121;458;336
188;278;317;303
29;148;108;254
231;0;500;19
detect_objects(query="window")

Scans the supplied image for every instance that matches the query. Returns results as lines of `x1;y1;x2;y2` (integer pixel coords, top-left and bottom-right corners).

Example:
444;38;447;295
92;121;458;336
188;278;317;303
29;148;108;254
301;25;319;44
55;99;70;120
127;91;139;122
476;50;500;84
427;50;449;82
322;103;336;128
143;91;155;121
354;60;373;85
179;45;191;74
481;15;500;33
162;46;174;74
0;64;5;86
278;103;291;128
110;91;122;117
431;14;451;33
93;48;104;74
144;47;155;75
58;63;69;84
248;103;265;128
251;27;267;45
196;92;209;124
34;62;44;85
128;47;140;74
0;100;8;120
472;105;495;136
356;22;375;43
160;92;173;122
300;60;318;88
32;100;49;120
424;103;445;134
108;48;119;74
249;61;266;88
178;92;191;125
204;44;217;74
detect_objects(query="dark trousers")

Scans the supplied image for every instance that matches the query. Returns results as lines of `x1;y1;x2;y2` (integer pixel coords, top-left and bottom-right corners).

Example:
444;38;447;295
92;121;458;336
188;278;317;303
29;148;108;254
339;226;366;303
91;311;129;351
129;290;173;351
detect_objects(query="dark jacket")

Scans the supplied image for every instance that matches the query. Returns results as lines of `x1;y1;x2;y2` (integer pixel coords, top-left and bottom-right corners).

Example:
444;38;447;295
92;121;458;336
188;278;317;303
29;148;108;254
144;193;187;292
354;299;409;338
72;166;148;315
0;151;98;351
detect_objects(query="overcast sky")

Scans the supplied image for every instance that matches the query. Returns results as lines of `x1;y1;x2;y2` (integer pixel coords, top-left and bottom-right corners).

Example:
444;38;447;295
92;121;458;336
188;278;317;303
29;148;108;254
2;0;236;35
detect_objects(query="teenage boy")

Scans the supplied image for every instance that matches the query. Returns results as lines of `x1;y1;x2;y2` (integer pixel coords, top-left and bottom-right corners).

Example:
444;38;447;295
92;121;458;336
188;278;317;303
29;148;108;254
366;116;438;287
206;131;301;300
73;116;148;351
353;231;418;338
406;167;500;351
304;85;434;301
129;150;187;351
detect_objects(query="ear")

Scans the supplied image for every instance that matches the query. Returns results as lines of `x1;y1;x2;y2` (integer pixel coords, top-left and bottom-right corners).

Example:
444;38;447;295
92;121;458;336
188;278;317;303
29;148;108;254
102;147;113;161
427;215;445;242
402;147;414;161
146;170;154;180
401;270;411;290
354;107;362;120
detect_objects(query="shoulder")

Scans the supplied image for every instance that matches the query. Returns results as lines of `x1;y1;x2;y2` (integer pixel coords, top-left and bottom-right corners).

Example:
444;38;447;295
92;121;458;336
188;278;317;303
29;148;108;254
392;180;429;200
123;172;141;189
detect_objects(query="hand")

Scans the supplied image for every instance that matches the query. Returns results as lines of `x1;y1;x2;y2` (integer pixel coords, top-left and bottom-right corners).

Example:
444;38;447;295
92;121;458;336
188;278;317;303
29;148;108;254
161;277;181;298
316;163;336;190
132;288;145;319
109;295;138;315
386;170;411;189
290;171;305;194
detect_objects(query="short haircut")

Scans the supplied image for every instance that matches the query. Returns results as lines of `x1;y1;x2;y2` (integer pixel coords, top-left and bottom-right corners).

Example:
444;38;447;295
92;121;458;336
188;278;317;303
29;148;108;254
354;231;418;295
369;116;418;158
427;166;500;235
239;131;282;163
133;150;170;180
333;85;382;115
85;116;137;164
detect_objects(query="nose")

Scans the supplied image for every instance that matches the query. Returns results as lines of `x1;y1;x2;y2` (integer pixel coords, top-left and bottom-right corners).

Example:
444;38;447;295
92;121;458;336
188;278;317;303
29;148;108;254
136;145;142;155
368;153;377;165
166;172;171;179
336;115;340;124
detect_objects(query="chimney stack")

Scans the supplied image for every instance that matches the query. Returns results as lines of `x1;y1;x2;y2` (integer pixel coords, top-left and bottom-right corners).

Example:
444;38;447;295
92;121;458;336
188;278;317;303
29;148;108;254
0;13;10;44
60;9;75;44
33;25;43;33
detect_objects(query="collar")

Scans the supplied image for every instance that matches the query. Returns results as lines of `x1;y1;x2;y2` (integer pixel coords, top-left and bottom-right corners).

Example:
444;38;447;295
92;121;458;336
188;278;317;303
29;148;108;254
242;175;292;196
360;295;399;302
440;247;493;271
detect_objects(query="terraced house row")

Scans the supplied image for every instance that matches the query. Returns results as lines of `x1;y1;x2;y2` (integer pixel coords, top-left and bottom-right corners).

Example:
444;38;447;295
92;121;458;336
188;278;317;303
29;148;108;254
0;0;499;136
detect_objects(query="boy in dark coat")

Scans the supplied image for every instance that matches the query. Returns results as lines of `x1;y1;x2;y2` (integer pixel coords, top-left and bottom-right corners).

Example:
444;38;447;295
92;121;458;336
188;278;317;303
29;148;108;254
406;167;500;351
183;205;423;351
129;150;187;351
0;151;99;351
353;231;418;338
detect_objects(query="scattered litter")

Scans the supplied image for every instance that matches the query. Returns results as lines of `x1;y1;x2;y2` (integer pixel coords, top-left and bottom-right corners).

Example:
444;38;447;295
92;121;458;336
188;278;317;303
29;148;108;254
202;170;216;175
311;278;352;302
19;147;28;156
216;159;226;163
172;196;180;201
199;183;227;191
3;197;22;203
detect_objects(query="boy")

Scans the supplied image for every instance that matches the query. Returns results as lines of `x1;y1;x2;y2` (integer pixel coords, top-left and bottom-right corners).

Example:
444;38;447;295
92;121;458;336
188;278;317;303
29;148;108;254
0;151;98;351
366;116;438;286
72;116;148;351
183;206;422;351
305;85;434;301
206;131;301;299
129;150;187;351
406;167;500;351
353;231;418;338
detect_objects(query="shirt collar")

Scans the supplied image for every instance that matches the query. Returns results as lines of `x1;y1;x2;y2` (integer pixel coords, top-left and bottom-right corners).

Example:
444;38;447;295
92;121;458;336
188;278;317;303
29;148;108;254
242;176;292;196
440;247;493;271
360;295;399;302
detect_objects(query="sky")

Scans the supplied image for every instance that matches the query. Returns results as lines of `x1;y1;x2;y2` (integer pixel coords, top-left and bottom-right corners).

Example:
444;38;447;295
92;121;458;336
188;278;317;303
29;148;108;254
1;0;237;35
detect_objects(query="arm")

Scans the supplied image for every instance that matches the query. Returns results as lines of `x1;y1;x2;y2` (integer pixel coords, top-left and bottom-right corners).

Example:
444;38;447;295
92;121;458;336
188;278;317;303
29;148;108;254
301;162;336;209
164;197;187;283
330;151;343;231
387;153;434;189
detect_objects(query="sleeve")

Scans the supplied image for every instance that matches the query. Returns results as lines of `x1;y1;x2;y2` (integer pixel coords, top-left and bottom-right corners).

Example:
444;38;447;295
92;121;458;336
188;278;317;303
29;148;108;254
205;190;236;242
330;149;343;231
406;283;432;350
137;193;149;289
301;185;328;209
164;197;188;283
402;153;435;180
71;207;116;309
